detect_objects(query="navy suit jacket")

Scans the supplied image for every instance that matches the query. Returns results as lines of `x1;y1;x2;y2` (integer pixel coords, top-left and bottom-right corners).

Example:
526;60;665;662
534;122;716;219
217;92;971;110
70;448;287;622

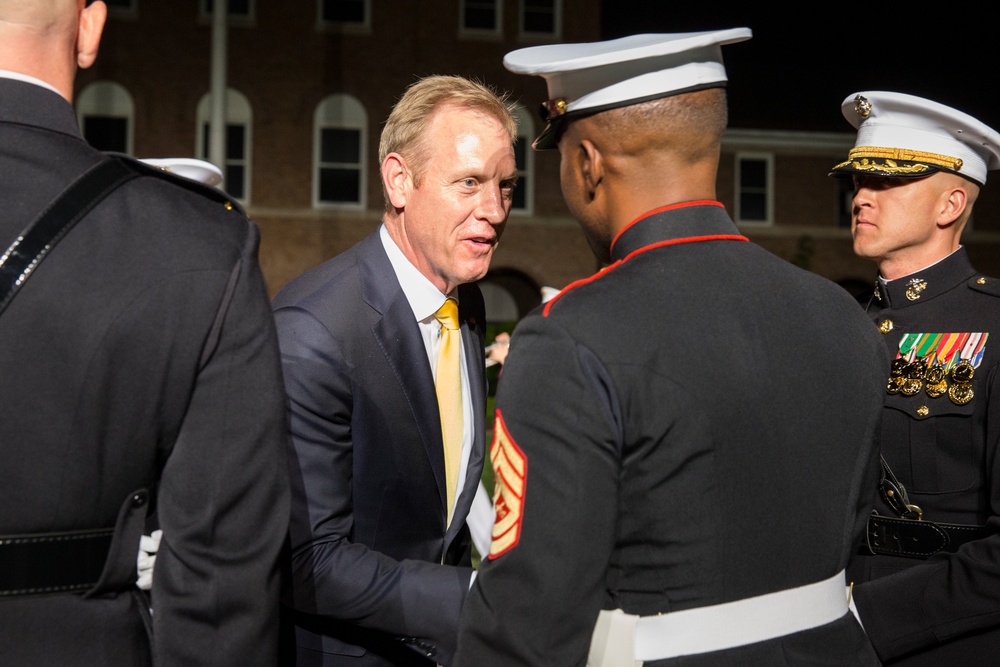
274;228;487;666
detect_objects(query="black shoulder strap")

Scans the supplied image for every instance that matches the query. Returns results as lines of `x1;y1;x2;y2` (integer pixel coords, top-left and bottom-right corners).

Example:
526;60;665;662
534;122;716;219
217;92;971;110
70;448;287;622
0;156;140;316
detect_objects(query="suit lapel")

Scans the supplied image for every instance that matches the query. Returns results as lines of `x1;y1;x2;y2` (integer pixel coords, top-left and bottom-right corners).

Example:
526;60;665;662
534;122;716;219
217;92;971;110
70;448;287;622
359;232;450;517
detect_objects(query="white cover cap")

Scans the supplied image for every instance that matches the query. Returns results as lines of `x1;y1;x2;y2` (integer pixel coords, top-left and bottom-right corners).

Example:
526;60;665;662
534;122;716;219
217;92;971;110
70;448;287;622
140;158;224;187
830;91;1000;185
504;29;752;149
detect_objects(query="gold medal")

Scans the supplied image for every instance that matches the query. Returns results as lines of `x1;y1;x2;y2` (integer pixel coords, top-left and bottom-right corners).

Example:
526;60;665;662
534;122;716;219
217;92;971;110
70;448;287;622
886;378;902;394
900;378;922;396
925;379;948;398
951;360;975;383
924;362;947;398
949;382;974;405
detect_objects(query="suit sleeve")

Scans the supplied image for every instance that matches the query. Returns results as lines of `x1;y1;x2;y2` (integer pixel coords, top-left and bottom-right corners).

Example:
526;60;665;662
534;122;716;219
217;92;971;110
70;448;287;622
455;315;621;667
853;360;1000;660
152;222;291;666
274;304;472;659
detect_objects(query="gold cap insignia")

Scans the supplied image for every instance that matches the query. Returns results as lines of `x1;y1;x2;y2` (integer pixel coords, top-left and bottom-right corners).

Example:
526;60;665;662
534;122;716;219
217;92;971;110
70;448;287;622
540;97;567;121
855;95;872;119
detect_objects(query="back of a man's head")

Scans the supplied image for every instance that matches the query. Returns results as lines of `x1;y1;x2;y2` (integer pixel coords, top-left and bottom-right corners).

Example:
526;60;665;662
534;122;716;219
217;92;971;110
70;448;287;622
0;0;75;34
0;0;105;100
589;87;727;163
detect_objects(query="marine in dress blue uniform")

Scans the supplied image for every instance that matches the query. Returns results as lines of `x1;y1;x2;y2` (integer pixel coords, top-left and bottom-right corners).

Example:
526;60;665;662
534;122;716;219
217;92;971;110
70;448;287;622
454;31;887;666
830;91;1000;665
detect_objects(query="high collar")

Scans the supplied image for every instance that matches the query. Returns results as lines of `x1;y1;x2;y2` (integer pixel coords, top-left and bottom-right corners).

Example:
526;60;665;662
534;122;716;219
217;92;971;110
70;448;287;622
609;201;742;261
0;77;82;140
873;247;976;309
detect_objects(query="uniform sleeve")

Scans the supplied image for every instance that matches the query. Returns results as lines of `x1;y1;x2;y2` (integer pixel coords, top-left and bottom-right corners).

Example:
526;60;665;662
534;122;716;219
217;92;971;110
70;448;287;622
455;314;622;667
274;304;472;660
152;222;291;667
853;360;1000;660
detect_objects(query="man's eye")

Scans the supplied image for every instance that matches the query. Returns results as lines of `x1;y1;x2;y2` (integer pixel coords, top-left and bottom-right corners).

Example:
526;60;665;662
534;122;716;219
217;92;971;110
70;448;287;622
462;178;476;187
501;180;516;191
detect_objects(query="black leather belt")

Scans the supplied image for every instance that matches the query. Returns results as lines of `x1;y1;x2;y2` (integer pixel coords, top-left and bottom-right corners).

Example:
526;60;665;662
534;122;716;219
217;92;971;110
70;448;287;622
864;514;988;558
0;528;114;596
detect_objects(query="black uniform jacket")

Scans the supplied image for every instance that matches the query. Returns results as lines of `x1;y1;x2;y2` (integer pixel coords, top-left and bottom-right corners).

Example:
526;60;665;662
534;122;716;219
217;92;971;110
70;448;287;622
273;227;487;666
455;201;888;666
0;77;290;666
849;247;1000;665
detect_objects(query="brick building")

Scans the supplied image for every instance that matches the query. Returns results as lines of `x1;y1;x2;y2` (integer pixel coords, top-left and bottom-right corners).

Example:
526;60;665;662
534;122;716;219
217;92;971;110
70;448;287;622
76;0;1000;322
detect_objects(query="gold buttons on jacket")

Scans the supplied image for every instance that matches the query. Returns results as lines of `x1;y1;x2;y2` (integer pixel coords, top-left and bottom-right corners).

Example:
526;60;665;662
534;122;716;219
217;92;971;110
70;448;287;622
878;319;894;334
916;405;929;417
977;277;987;285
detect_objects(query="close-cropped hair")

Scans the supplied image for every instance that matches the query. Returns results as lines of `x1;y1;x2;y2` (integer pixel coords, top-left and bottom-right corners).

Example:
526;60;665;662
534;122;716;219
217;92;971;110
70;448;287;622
379;75;518;207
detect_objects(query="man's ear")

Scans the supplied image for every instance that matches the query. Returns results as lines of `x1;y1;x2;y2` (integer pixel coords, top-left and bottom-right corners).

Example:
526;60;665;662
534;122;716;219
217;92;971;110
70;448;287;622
77;0;108;70
579;139;604;200
937;184;969;227
381;153;410;210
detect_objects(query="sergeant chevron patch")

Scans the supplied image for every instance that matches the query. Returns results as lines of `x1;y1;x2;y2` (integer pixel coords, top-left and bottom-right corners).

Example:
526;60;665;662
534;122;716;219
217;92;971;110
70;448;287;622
487;410;526;559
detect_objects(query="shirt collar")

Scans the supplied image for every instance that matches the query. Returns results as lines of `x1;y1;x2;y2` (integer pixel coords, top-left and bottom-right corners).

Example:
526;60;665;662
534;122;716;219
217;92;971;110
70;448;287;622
0;70;63;98
379;223;452;321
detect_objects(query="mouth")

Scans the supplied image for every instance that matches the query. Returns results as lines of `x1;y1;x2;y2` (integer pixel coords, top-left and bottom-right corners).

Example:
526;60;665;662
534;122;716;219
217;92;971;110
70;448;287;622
464;235;496;249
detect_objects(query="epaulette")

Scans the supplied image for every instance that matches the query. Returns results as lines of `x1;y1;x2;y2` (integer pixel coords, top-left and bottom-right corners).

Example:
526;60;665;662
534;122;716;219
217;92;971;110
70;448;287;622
968;275;1000;297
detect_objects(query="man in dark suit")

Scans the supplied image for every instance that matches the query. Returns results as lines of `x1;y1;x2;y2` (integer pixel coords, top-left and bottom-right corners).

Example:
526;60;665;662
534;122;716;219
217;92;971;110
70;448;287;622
830;91;1000;665
0;1;289;666
454;31;887;665
273;75;518;666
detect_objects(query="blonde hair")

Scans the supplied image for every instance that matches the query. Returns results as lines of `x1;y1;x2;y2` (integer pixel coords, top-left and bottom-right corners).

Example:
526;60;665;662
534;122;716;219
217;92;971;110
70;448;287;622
379;75;518;211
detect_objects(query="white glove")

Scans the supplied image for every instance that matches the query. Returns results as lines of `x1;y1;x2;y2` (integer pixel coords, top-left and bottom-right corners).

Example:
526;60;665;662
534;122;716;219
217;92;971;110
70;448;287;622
136;529;162;591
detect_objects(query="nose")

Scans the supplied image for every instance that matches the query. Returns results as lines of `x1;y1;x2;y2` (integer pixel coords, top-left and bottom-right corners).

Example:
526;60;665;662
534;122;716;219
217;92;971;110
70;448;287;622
478;183;509;225
853;178;875;208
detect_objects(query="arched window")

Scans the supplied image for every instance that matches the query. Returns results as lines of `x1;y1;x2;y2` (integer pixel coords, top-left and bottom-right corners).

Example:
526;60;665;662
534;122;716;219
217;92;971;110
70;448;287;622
76;81;134;154
197;89;253;202
313;94;367;209
511;105;535;215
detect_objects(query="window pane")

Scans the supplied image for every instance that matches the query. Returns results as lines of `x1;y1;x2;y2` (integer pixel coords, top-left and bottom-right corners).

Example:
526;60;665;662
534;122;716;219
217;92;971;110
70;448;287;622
321;128;360;163
319;167;360;202
323;0;365;22
226;165;245;198
512;182;525;210
740;159;766;188
226;124;245;160
740;192;767;221
464;0;496;29
523;0;555;33
204;0;251;16
514;137;527;170
83;116;128;153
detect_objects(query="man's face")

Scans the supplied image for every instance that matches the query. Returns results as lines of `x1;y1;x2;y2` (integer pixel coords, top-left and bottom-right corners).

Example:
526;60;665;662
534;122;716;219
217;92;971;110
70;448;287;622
399;104;517;295
850;173;944;266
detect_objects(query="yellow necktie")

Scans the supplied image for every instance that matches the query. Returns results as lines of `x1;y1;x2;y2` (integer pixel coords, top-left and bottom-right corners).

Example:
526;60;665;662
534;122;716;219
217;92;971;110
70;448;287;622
434;297;463;525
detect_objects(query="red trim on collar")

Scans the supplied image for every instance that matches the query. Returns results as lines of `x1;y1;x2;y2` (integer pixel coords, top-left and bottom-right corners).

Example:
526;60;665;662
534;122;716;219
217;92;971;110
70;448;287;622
543;232;748;317
609;200;725;255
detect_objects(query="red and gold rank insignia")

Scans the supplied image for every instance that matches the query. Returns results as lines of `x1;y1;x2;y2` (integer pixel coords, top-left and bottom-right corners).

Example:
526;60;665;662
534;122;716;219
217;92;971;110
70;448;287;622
487;409;527;559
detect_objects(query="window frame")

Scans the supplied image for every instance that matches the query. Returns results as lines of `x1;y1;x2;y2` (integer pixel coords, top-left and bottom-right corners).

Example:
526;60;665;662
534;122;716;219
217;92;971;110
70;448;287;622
459;0;502;38
76;81;135;155
519;0;562;39
196;88;253;203
313;94;368;210
734;152;775;226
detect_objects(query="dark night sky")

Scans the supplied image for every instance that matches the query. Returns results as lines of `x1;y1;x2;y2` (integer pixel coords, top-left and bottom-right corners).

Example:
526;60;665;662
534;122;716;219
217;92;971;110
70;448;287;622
599;5;1000;134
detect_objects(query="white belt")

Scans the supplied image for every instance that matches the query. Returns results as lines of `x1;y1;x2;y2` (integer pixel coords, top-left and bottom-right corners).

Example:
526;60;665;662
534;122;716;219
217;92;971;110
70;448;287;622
588;570;848;667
